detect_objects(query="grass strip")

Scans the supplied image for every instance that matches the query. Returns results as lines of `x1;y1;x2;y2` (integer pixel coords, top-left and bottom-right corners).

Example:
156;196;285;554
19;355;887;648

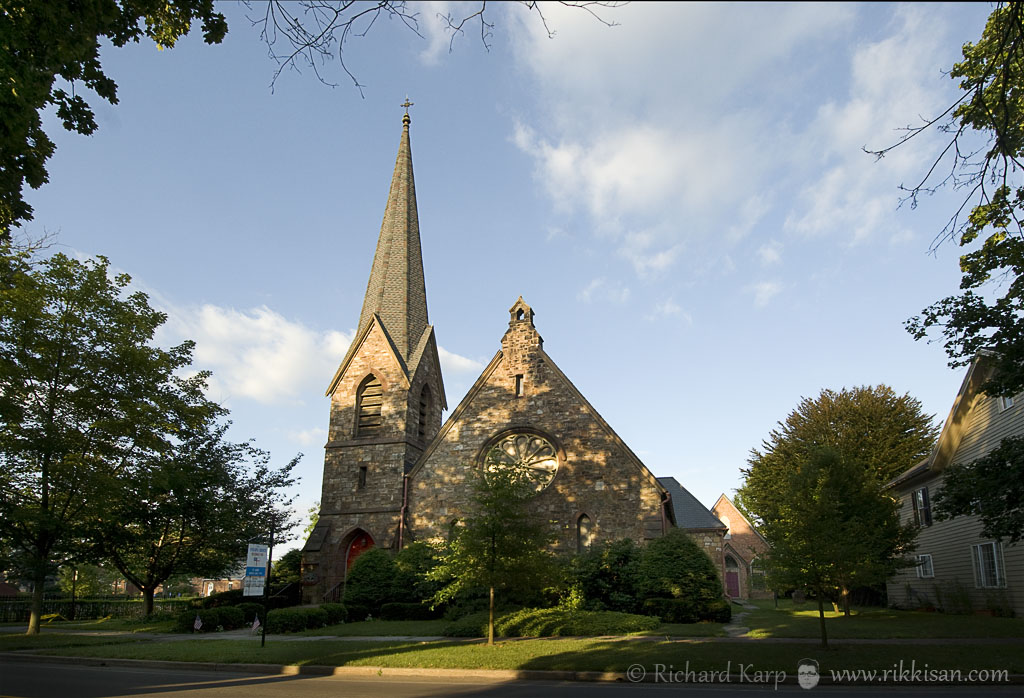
0;634;139;651
28;637;1024;675
743;602;1024;639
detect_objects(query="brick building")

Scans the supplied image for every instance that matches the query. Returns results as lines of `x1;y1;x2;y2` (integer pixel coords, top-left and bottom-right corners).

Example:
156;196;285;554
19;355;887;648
301;113;723;603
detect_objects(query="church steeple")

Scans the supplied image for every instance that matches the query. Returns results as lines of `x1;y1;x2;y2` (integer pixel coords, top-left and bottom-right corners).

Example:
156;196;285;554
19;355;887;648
355;110;428;363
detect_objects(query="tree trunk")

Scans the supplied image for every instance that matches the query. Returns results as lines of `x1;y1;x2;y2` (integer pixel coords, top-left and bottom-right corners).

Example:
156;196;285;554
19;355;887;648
142;586;155;617
488;586;494;646
816;587;829;649
27;565;46;635
841;585;851;617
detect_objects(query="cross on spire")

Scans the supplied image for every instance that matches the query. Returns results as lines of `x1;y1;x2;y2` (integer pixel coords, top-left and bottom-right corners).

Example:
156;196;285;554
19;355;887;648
401;96;414;125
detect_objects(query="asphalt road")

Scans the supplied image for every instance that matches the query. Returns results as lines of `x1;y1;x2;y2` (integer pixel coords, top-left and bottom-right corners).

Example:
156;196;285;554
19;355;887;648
0;661;1020;698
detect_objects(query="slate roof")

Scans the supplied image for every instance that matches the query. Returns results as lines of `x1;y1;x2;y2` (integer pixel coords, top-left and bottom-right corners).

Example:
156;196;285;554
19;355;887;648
351;111;429;365
657;476;726;530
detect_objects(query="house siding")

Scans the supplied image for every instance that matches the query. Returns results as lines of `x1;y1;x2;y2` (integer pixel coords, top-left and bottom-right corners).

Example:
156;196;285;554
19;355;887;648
887;389;1023;616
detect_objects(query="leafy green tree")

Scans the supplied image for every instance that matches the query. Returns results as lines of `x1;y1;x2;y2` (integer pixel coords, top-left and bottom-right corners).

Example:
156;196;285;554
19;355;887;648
393;540;441;605
91;418;298;616
271;548;303;587
428;458;556;645
874;3;1024;398
934;435;1024;543
57;564;119;598
760;450;915;648
303;501;320;538
0;247;213;634
0;1;228;238
739;386;934;615
740;385;938;519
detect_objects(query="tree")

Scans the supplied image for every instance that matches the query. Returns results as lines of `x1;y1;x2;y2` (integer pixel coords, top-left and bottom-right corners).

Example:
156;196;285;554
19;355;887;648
271;548;303;587
871;3;1024;398
0;246;214;634
342;547;399;620
759;450;915;648
1;1;619;239
739;385;938;514
568;537;643;613
933;435;1024;543
739;385;936;614
57;563;119;598
0;1;228;238
91;417;298;616
428;456;556;645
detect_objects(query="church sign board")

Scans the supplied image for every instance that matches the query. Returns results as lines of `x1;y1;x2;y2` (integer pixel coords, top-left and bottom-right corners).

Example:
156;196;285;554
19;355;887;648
243;543;268;597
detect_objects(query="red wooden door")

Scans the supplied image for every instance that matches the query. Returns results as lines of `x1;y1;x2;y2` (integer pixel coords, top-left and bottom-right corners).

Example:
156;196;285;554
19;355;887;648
345;532;374;573
726;571;740;597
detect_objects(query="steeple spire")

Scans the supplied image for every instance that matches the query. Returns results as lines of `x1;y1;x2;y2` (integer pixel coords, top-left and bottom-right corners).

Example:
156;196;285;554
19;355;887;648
356;108;428;362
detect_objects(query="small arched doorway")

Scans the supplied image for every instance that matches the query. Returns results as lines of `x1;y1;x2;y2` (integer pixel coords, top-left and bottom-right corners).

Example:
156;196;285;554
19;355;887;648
724;554;740;598
345;530;374;575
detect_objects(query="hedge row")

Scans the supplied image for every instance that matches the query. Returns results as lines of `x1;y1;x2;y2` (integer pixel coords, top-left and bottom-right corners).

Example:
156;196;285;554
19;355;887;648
379;602;441;621
175;606;247;633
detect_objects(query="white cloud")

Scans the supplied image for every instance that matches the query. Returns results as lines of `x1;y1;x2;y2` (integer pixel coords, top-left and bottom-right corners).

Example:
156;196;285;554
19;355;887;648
288;427;327;447
577;277;630;305
783;6;964;243
156;303;352;405
757;241;783;266
416;1;457;66
749;281;783;308
646;298;693;326
438;346;484;375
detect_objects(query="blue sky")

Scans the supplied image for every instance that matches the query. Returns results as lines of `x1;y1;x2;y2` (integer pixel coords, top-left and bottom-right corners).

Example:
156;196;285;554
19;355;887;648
23;2;995;550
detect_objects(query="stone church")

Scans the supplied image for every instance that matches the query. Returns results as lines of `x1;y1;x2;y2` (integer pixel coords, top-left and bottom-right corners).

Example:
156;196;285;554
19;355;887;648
301;113;725;603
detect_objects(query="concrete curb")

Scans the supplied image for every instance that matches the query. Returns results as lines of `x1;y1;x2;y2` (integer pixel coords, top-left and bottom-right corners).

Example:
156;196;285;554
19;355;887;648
2;652;1023;686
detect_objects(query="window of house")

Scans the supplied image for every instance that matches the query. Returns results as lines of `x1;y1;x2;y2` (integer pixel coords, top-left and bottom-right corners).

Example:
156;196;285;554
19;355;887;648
357;466;367;490
515;374;524;397
916;554;934;579
356;375;383;436
577;514;594;552
972;542;1005;588
418;385;431;441
911;487;932;527
999;395;1014;412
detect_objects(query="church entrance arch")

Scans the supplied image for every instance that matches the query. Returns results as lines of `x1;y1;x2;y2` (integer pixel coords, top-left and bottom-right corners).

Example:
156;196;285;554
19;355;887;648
345;530;374;575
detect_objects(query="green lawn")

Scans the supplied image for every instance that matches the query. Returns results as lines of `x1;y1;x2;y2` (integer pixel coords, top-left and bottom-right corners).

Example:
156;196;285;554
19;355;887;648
743;599;1024;639
24;636;1024;675
0;634;139;651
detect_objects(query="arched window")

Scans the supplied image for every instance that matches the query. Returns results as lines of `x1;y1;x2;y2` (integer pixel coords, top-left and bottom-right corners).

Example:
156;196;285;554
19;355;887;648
577;514;594;552
356;375;383;436
418;385;432;441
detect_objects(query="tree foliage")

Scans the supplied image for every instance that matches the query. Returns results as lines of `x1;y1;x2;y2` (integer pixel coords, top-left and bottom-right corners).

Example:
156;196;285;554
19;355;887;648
759;450;916;648
342;547;399;620
739;385;938;526
0;1;228;238
934;434;1024;543
882;3;1024;397
428;457;556;645
92;417;298;616
0;247;215;632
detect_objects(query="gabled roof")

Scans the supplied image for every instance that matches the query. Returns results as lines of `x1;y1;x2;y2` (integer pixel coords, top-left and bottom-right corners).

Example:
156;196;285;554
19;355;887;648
658;477;726;530
712;493;769;546
409;337;667;494
325;313;410;396
887;352;993;489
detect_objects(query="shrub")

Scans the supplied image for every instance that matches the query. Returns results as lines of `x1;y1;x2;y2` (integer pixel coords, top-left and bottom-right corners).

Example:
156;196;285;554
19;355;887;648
265;606;329;633
442;611;490;637
569;538;643;613
175;606;246;633
237;603;264;624
393;541;442;604
637;529;727;621
321;603;347;625
380;601;441;621
342;549;399;617
642;597;730;624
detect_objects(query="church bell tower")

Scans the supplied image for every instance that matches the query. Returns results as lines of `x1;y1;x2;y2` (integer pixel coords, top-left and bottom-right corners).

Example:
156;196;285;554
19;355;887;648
301;109;446;603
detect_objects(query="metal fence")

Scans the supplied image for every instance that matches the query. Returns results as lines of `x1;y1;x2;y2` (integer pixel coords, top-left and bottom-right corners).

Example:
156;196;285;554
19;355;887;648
0;598;194;623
